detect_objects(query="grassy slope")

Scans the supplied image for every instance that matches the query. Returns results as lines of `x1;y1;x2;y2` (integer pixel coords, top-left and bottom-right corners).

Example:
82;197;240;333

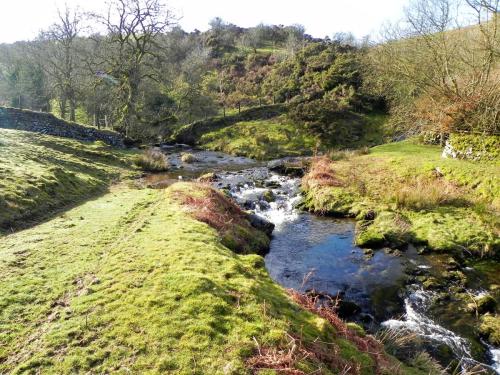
0;129;135;231
200;115;318;159
0;183;426;375
176;109;387;160
302;140;500;256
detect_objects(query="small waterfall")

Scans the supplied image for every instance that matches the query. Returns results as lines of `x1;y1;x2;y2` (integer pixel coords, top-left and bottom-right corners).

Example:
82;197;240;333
382;286;500;373
215;165;500;373
229;173;302;228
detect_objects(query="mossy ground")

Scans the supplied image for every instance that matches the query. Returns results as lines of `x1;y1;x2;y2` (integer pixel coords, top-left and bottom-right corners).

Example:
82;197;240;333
0;183;420;374
199;115;318;160
302;140;500;256
0;130;434;373
178;110;387;160
0;129;136;231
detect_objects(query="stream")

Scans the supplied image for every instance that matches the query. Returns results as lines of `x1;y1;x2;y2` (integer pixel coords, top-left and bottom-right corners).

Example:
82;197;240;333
147;146;500;374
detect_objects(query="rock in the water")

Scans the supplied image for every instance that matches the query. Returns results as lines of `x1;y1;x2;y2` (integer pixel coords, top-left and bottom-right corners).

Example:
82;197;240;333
267;159;305;177
247;213;275;237
479;314;500;346
262;190;275;203
337;300;361;319
198;172;217;182
467;294;497;315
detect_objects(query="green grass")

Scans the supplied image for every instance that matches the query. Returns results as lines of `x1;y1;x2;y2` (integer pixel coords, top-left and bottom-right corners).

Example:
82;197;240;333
0;183;419;374
0;129;136;231
302;140;500;256
199;115;318;160
0;130;434;373
197;113;388;160
172;103;388;160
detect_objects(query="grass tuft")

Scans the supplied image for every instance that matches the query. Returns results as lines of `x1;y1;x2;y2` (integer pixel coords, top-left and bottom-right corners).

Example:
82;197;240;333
134;148;169;172
390;177;467;211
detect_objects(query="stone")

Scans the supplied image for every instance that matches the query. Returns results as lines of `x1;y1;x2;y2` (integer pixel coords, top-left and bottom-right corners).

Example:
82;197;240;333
262;190;275;203
198;172;218;183
0;107;124;147
247;213;275;237
337;300;361;319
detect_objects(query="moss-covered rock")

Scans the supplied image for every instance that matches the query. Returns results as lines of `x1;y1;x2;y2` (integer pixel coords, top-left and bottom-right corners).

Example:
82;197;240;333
443;133;500;161
262;190;275;203
197;172;218;182
479;315;500;346
180;152;197;163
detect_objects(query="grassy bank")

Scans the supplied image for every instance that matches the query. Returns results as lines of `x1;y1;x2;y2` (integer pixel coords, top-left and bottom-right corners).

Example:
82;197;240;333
301;140;499;257
0;182;429;374
199;115;318;159
172;105;387;160
0;129;135;231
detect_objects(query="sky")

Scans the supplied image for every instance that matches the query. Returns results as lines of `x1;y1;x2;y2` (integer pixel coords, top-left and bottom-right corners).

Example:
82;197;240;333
0;0;409;44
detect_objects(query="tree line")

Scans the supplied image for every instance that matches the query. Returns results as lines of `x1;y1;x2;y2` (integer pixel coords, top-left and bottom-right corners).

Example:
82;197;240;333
0;0;497;142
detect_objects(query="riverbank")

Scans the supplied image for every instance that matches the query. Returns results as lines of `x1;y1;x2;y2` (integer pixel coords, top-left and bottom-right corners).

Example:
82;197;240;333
0;131;433;374
301;140;499;257
171;105;387;160
300;139;500;370
0;181;428;374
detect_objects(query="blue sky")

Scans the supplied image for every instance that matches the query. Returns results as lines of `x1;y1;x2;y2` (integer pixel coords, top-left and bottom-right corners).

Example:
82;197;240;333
0;0;409;43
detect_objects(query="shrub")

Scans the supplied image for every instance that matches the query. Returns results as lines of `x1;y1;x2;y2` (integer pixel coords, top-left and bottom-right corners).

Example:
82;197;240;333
134;149;169;172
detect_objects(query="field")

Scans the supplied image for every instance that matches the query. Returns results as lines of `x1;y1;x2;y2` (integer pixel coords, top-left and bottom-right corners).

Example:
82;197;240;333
0;129;429;374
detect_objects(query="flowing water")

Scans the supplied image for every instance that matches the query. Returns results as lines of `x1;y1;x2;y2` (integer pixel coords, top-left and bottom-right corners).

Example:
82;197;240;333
153;146;500;373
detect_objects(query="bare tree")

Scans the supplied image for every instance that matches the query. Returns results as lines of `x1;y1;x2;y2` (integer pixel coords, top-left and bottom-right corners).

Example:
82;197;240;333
36;6;82;121
90;0;177;136
365;0;500;137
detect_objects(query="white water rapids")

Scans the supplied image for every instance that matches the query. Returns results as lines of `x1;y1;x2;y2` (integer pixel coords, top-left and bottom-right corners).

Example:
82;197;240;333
382;287;500;374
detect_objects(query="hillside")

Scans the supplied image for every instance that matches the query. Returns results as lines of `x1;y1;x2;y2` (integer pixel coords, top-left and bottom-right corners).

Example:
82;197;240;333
0;128;134;231
172;105;387;160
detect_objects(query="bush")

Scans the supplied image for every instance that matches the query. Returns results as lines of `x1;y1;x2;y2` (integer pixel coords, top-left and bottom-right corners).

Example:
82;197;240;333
134;149;169;172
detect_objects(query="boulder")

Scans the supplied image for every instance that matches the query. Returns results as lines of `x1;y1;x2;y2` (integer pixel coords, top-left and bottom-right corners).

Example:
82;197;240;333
247;213;275;237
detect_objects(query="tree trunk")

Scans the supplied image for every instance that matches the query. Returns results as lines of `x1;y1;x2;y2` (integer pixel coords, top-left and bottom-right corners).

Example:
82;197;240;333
69;99;76;122
60;97;67;119
238;102;241;114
